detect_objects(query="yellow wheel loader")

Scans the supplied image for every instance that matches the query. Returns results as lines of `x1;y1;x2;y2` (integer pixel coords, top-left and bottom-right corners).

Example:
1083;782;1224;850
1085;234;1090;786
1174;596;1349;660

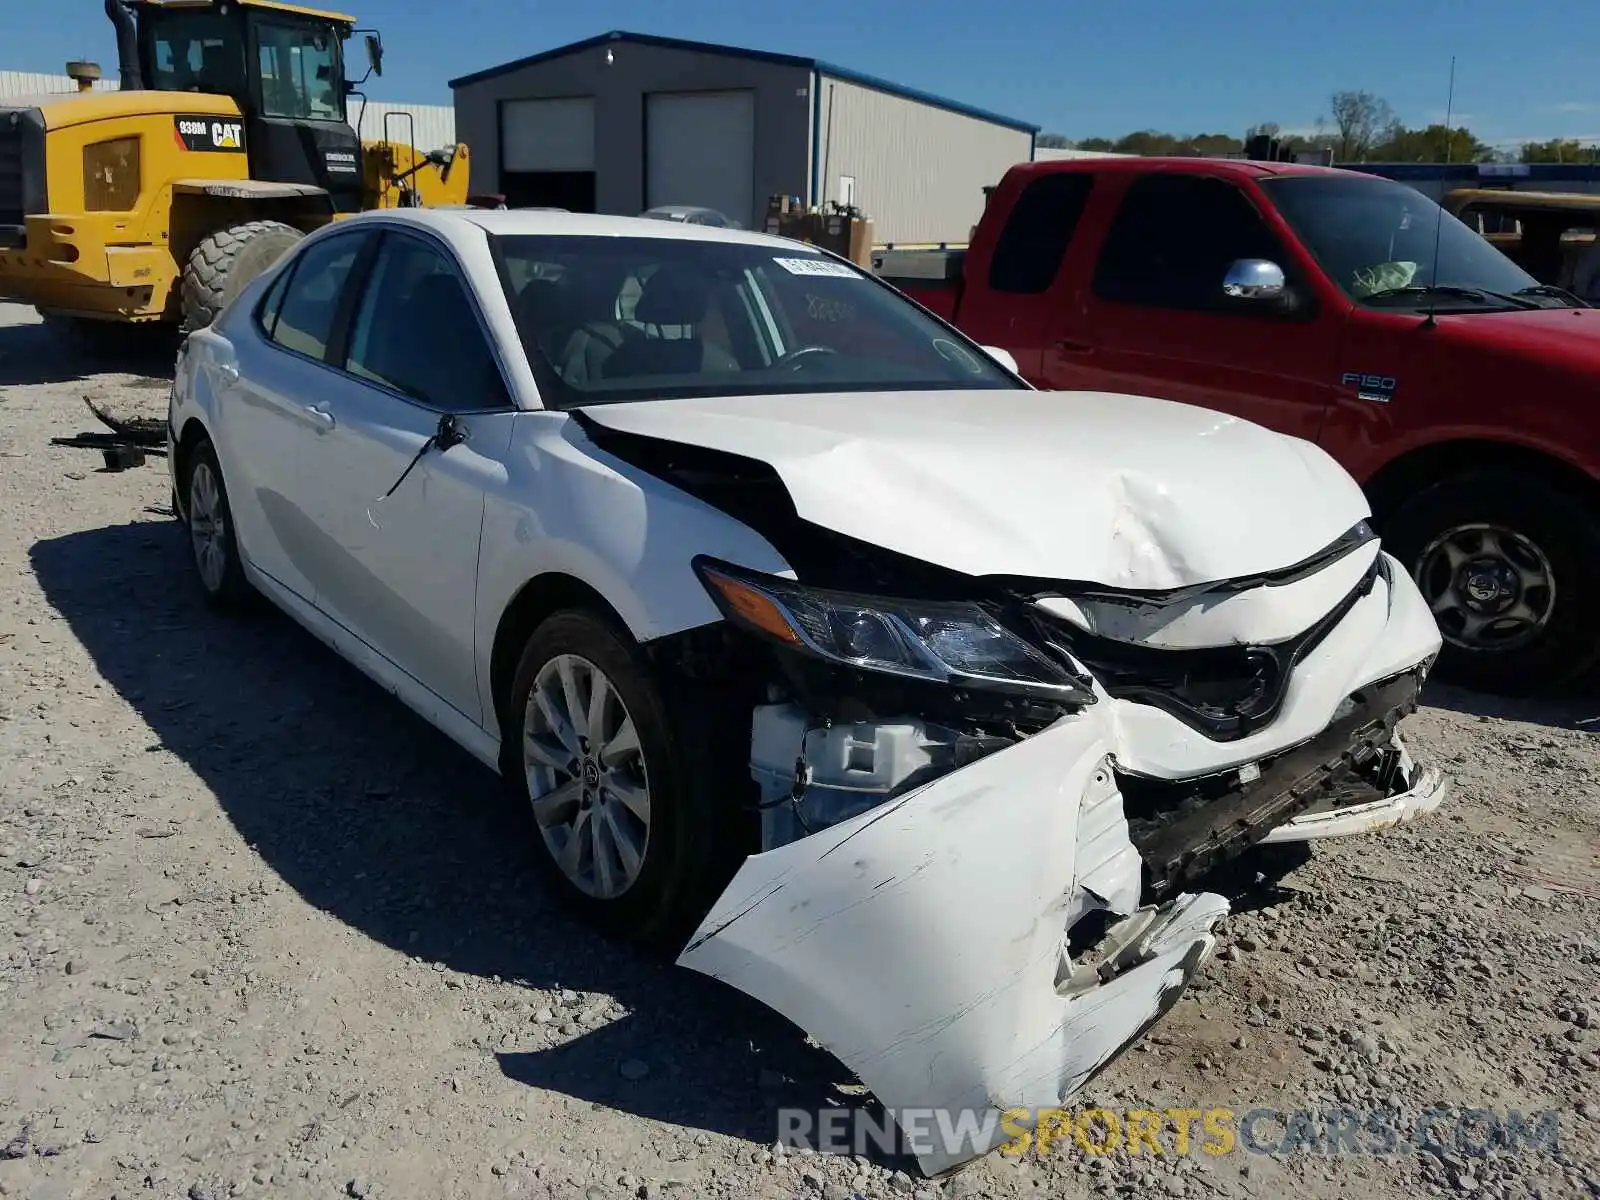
0;0;471;345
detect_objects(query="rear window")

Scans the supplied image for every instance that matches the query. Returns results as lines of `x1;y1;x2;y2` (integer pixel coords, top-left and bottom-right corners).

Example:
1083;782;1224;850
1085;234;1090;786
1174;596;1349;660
490;234;1024;407
988;172;1094;294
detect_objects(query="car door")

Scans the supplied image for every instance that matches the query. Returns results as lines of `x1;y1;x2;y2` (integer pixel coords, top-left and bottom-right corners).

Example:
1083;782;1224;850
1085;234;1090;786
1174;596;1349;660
215;228;373;603
965;169;1099;380
1071;172;1340;443
299;227;519;726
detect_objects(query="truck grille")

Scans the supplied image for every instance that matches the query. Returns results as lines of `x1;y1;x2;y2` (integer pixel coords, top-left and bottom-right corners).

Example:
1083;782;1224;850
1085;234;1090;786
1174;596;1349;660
0;107;48;235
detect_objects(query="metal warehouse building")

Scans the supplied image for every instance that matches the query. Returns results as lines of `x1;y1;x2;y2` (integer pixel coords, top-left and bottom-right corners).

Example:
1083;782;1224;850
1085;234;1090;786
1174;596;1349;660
449;30;1038;244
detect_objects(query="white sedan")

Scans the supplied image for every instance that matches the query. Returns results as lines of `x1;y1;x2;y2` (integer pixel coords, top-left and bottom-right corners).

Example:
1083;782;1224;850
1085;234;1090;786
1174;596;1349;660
168;208;1448;1174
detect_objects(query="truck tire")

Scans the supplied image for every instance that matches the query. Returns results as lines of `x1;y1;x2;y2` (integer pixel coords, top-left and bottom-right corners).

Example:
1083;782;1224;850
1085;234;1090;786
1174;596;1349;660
180;220;303;332
1382;469;1600;695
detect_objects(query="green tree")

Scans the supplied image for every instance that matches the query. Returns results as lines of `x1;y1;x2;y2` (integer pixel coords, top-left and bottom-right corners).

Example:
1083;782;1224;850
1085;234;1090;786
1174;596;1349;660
1035;132;1072;148
1074;136;1117;151
1520;138;1600;163
1369;124;1493;162
1189;132;1243;156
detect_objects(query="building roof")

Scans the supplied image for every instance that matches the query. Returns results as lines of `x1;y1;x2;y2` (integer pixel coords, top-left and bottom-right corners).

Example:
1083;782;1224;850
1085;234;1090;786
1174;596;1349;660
447;30;1039;135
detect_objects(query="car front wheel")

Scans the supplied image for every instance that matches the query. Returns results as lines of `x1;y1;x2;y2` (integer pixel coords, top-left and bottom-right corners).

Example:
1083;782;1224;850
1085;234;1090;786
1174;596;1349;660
1384;469;1600;694
506;609;733;945
182;439;252;608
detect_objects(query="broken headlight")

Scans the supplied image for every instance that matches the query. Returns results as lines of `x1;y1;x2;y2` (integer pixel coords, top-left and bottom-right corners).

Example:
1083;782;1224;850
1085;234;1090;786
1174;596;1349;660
695;558;1095;704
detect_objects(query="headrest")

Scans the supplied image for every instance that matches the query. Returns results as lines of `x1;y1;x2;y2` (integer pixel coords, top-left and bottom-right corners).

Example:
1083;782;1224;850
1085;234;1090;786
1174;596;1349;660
514;276;564;326
634;265;711;325
559;272;622;324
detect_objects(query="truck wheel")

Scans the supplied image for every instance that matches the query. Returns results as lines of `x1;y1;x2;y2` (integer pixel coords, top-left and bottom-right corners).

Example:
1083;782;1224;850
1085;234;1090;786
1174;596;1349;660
1382;469;1600;695
180;220;303;332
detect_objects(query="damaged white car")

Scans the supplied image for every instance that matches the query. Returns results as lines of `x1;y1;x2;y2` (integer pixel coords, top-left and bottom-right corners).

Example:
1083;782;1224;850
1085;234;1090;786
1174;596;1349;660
168;208;1449;1175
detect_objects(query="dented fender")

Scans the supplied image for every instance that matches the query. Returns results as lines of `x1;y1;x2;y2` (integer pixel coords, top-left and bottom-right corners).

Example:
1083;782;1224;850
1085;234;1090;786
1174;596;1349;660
676;710;1229;1176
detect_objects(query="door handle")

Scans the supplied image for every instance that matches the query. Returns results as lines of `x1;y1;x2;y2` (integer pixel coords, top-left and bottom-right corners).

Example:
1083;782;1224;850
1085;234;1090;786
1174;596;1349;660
1055;337;1094;353
216;362;240;384
303;403;336;433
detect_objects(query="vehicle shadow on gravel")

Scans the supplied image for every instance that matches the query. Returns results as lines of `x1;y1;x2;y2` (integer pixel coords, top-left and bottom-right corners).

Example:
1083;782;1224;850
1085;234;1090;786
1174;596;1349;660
29;517;892;1161
1423;681;1600;732
0;314;177;388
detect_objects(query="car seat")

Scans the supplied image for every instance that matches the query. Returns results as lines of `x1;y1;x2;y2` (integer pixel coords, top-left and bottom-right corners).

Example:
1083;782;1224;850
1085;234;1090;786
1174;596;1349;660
600;265;739;379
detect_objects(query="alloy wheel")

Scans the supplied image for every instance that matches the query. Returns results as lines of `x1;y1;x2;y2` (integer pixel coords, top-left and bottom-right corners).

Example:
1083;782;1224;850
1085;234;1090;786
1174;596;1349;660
1414;522;1556;653
188;460;229;594
522;653;652;899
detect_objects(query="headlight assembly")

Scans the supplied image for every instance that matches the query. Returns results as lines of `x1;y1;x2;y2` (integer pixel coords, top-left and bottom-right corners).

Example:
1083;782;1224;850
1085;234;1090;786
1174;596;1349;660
695;558;1095;705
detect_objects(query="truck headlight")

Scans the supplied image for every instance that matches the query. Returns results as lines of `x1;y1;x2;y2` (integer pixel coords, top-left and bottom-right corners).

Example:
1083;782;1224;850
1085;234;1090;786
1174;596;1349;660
695;558;1095;704
83;136;141;211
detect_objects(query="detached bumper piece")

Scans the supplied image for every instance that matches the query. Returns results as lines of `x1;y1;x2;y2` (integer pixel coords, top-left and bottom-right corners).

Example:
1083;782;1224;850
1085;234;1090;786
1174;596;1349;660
1123;670;1424;901
679;715;1228;1177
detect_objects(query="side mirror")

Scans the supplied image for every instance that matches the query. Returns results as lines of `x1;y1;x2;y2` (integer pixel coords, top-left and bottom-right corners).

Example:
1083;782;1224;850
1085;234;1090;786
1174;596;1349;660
981;345;1019;374
365;34;383;78
1222;258;1287;302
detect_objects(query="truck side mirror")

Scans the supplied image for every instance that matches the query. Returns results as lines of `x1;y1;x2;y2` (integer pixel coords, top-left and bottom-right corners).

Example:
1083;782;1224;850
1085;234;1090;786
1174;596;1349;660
365;34;383;78
1222;258;1287;302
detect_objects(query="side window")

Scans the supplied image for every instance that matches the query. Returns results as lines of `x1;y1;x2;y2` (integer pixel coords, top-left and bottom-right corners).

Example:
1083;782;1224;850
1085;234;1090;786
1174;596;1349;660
255;262;293;339
270;233;367;359
988;173;1095;294
256;22;343;121
1093;174;1288;311
344;234;511;411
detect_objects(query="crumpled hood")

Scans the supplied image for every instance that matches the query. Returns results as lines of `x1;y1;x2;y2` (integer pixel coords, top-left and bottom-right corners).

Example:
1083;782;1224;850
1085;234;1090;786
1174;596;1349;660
577;389;1370;589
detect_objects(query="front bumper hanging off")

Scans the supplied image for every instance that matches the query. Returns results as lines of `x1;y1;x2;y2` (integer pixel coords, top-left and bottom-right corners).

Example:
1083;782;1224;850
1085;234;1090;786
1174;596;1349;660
677;560;1448;1177
678;715;1233;1176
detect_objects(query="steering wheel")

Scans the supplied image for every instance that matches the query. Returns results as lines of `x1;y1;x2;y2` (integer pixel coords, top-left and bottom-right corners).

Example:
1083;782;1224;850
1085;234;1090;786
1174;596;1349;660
773;345;839;371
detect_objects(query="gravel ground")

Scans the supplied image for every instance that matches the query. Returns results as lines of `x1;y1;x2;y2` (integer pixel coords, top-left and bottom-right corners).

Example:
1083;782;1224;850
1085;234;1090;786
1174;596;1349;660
0;299;1597;1200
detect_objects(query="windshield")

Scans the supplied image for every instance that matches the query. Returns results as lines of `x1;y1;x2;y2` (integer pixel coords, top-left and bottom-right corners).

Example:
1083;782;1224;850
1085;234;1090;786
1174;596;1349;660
490;234;1024;407
1260;175;1542;309
147;11;245;96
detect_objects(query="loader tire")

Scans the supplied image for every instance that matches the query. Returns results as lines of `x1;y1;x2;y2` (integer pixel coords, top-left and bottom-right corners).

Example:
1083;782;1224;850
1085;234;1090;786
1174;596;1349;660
180;220;303;332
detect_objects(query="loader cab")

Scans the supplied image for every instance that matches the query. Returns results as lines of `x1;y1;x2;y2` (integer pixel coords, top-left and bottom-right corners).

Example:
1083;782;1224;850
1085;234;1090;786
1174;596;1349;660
134;0;366;211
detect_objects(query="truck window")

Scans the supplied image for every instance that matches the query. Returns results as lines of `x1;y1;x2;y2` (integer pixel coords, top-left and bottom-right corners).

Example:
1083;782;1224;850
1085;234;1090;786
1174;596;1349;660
1093;174;1288;311
987;173;1094;294
149;11;244;96
256;22;343;122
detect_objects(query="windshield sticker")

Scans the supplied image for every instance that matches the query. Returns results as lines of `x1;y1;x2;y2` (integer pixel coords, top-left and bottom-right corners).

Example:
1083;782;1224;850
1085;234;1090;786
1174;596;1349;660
774;256;859;278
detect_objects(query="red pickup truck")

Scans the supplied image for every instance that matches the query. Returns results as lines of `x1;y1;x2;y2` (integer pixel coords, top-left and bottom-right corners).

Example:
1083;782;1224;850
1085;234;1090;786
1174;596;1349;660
877;157;1600;695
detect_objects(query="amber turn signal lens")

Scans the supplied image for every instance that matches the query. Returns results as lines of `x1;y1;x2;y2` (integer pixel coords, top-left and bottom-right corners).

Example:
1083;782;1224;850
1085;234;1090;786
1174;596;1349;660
701;570;803;646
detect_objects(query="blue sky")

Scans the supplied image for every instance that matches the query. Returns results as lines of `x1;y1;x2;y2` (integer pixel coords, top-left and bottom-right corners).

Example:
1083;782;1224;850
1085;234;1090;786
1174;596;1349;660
10;0;1598;151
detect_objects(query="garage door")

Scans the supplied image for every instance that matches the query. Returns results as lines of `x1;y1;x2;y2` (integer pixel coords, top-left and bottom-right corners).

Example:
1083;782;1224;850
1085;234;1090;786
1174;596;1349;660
501;97;595;172
646;90;755;227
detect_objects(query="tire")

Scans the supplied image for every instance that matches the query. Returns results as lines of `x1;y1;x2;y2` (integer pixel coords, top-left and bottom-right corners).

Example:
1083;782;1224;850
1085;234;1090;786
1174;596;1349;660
504;609;743;948
1381;469;1600;694
180;220;303;332
181;438;252;609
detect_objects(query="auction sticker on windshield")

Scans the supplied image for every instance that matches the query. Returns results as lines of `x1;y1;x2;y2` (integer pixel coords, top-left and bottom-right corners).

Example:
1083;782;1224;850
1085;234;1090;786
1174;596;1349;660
774;257;859;278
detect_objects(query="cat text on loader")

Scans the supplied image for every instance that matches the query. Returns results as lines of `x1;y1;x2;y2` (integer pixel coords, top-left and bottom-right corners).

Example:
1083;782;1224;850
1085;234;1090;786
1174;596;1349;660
0;0;470;346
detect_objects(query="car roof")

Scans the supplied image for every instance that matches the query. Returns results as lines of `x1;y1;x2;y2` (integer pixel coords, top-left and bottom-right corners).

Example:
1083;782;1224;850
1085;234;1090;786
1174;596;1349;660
342;207;796;250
